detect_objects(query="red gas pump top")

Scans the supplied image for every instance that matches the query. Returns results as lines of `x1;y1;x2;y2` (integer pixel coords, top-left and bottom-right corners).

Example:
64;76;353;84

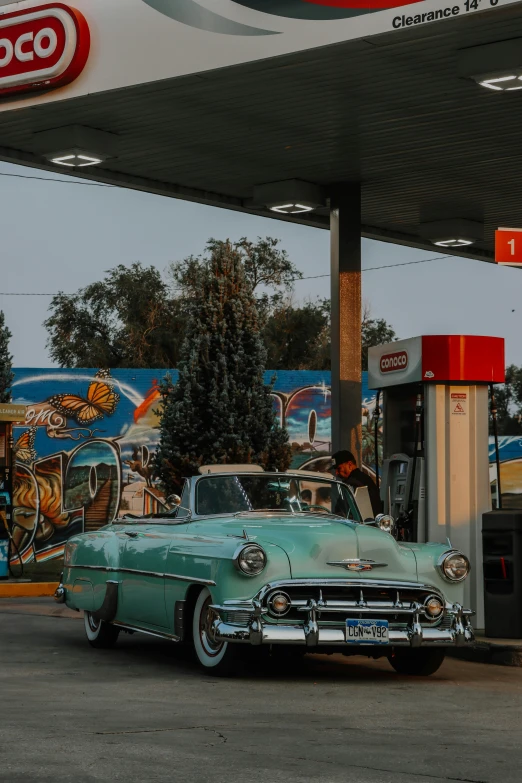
368;335;505;389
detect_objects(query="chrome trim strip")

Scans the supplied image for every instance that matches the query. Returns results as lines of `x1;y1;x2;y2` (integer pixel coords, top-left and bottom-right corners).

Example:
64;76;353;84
112;621;181;643
66;564;215;586
165;573;216;587
114;516;193;525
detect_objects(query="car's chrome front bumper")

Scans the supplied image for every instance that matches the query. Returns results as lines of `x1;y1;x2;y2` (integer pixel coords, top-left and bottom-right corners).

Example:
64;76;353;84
210;600;474;648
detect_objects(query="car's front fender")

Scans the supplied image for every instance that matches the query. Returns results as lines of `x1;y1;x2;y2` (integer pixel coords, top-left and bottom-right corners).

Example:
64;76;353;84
171;524;292;605
407;542;468;604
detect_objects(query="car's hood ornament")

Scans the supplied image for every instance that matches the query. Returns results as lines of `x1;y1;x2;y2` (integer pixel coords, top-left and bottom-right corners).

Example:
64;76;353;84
327;559;388;572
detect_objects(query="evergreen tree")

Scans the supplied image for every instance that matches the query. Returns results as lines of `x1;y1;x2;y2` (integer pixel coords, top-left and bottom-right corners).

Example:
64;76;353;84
155;239;291;495
0;311;13;403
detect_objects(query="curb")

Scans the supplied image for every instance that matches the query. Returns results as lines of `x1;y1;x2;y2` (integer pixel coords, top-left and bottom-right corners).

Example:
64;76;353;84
448;642;522;667
0;582;59;598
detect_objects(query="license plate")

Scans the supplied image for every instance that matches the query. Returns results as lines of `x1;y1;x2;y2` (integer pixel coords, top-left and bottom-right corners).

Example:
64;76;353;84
346;619;389;644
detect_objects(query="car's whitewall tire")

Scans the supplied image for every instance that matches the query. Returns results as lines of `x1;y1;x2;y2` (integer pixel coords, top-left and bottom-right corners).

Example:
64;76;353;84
192;588;237;675
84;611;120;649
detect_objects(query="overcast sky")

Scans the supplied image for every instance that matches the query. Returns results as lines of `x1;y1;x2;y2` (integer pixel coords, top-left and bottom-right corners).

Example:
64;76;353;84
1;159;521;369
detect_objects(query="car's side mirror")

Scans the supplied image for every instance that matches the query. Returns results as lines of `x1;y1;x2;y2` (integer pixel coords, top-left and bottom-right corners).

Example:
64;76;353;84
166;494;181;508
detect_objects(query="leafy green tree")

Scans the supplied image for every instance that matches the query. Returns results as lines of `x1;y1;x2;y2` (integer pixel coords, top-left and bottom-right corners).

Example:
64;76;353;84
491;364;522;436
263;298;330;370
45;263;185;368
169;236;302;323
263;299;397;371
0;310;13;403
155;239;291;494
361;306;397;371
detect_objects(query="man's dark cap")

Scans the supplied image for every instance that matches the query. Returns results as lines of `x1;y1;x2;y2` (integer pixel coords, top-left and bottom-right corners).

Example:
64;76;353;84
332;450;356;468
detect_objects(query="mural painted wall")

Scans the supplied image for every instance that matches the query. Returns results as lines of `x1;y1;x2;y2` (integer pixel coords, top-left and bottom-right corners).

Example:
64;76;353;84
9;369;340;565
8;368;516;564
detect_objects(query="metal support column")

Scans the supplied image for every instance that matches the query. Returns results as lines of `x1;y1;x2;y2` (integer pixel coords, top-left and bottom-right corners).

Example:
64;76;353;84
330;184;362;458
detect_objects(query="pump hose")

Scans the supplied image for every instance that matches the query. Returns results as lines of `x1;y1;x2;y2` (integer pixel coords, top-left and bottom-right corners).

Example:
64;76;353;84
405;388;423;541
490;384;503;510
374;390;381;489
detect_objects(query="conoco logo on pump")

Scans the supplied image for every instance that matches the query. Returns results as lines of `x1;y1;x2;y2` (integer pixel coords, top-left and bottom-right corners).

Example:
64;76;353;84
0;4;90;98
380;350;408;374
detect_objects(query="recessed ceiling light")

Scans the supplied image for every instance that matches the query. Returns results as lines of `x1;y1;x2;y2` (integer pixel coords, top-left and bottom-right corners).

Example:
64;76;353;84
433;238;474;248
32;125;119;170
253;179;324;215
459;39;522;93
269;203;315;215
479;75;522;91
50;152;105;168
419;218;483;249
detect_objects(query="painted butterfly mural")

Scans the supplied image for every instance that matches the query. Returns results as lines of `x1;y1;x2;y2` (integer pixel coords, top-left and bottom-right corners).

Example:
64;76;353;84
14;426;37;465
49;369;120;426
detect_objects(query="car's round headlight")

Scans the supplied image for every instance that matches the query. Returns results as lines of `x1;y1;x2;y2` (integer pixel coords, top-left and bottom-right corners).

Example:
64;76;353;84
424;595;444;618
268;591;291;616
375;514;395;535
438;551;470;583
235;544;267;576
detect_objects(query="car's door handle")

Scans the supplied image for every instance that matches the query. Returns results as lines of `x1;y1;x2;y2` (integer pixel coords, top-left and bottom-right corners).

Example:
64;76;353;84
124;530;139;538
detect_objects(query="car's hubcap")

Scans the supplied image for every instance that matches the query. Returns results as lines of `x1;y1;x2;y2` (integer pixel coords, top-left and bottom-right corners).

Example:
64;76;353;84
199;596;223;657
87;614;100;633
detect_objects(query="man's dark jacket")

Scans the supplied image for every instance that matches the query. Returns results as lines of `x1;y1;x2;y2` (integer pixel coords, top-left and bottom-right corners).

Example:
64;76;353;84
345;468;382;517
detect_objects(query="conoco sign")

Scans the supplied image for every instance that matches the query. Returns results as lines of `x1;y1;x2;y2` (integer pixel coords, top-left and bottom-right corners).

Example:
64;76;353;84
380;350;408;374
0;3;90;98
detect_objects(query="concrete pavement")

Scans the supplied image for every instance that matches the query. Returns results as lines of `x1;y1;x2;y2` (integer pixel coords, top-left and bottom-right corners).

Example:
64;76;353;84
2;599;522;783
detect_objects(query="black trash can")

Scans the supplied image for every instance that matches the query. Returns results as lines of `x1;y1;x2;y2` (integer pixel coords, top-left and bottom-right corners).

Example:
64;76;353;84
483;510;522;639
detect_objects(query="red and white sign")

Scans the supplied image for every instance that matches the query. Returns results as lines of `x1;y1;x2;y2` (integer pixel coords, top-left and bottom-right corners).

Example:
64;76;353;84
368;335;505;389
380;350;408;374
451;392;467;416
0;4;90;99
495;227;522;266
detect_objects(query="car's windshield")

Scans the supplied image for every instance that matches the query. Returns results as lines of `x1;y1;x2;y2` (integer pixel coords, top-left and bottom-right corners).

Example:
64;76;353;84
195;475;361;520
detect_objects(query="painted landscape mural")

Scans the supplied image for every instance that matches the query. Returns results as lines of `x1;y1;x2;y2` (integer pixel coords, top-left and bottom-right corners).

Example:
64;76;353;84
9;368;519;564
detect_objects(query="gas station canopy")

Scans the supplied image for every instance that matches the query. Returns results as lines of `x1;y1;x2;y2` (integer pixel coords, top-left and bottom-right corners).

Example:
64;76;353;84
1;0;522;261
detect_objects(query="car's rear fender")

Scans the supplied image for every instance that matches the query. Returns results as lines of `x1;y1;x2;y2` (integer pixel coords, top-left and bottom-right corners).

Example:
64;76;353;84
63;527;123;614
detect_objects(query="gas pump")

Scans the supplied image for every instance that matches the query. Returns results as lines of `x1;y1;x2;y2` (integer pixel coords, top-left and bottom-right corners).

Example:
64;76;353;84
368;335;505;628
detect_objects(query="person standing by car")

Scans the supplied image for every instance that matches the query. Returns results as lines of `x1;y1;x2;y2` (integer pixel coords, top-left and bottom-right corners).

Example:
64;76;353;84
332;450;382;517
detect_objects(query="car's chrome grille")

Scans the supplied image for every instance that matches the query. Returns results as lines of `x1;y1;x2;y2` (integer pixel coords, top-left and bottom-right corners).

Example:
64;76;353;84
222;610;254;626
262;583;444;627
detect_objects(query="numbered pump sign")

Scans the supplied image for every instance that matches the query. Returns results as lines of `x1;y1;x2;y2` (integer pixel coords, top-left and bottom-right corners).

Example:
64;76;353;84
495;227;522;266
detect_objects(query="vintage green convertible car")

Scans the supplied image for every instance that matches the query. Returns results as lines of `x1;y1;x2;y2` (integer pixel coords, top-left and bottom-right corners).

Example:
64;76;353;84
56;466;474;675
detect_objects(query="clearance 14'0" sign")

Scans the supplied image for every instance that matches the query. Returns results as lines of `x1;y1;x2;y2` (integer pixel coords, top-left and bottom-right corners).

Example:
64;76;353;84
0;3;90;98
